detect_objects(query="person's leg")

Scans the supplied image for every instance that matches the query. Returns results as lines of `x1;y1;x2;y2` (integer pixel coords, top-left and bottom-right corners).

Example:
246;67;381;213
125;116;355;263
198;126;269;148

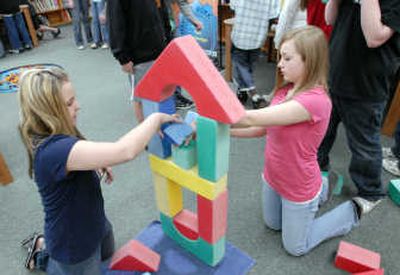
0;38;5;57
231;44;253;104
132;61;154;122
91;2;101;45
392;121;400;158
71;1;84;47
317;95;342;171
80;0;94;45
3;15;23;51
261;177;282;231
339;97;386;201
281;192;359;256
14;12;32;48
99;0;109;45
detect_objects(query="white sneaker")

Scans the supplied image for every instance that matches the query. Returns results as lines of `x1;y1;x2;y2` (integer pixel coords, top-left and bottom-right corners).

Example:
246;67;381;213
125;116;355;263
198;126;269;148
101;43;109;49
77;45;85;50
383;158;400;176
90;43;98;49
352;197;382;218
382;147;395;159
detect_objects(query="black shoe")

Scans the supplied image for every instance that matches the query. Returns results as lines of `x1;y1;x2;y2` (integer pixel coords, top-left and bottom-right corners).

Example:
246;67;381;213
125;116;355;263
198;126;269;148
175;93;194;110
36;31;43;40
52;28;61;38
237;91;248;105
24;44;32;50
251;94;269;109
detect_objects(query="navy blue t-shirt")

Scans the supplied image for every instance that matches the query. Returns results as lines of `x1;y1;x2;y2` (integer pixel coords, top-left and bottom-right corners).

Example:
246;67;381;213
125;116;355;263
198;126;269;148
34;135;107;264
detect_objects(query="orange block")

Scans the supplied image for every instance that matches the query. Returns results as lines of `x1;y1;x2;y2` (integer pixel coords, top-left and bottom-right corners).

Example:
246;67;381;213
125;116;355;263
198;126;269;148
173;209;199;240
197;189;228;244
135;35;245;124
109;240;160;272
335;241;381;273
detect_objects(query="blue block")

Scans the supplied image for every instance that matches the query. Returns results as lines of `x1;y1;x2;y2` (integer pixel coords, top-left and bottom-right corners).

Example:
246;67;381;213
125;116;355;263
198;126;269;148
142;96;176;158
163;123;193;146
184;111;199;125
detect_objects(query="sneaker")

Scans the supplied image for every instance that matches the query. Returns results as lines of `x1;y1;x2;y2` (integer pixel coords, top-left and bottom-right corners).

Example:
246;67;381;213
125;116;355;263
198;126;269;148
77;45;85;50
383;158;400;176
251;94;269;109
90;43;98;49
236;90;248;105
175;93;194;110
382;147;395;159
101;43;109;49
24;44;32;50
8;49;20;54
352;197;382;219
52;28;61;38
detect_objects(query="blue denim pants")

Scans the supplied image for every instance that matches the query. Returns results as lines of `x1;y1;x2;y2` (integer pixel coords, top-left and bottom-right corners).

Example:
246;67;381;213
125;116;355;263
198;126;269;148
91;0;109;45
71;0;93;46
231;44;260;92
262;177;359;256
317;94;387;200
3;12;32;50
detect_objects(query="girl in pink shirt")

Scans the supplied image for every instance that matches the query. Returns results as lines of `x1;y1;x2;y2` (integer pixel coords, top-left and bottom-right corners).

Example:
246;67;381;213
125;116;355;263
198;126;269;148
232;26;359;256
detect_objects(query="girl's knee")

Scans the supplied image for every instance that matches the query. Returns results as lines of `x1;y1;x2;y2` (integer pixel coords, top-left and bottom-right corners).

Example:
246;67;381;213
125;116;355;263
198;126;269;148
263;216;281;231
282;239;307;257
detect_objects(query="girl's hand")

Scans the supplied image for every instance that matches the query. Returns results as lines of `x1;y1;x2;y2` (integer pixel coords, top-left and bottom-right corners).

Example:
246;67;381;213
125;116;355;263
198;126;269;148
158;113;182;124
101;167;113;184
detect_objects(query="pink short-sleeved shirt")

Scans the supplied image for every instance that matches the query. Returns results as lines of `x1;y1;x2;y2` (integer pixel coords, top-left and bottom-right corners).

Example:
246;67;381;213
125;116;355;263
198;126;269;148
263;85;332;202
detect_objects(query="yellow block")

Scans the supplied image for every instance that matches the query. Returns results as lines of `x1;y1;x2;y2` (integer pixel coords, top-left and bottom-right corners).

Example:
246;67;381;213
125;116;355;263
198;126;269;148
149;155;227;200
153;172;183;217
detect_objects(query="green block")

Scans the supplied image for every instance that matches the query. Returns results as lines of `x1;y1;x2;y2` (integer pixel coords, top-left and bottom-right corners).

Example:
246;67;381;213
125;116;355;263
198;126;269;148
172;140;197;169
160;213;225;266
197;116;230;182
321;171;344;195
389;179;400;206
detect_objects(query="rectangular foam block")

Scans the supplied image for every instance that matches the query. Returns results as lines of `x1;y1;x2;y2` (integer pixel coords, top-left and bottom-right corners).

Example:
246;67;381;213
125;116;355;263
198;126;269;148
352;269;384;275
163;123;193;146
388;179;400;206
198;189;228;244
149;154;227;200
172;140;197;169
152;173;183;217
335;241;381;273
184;111;199;125
160;213;225;266
196;116;230;182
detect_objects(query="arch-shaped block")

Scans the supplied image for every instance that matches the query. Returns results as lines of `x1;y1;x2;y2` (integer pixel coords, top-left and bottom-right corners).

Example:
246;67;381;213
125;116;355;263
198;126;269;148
135;35;245;124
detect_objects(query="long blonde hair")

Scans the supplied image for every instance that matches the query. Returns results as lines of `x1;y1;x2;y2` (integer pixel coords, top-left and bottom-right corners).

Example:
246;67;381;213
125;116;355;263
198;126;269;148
275;26;329;98
18;68;83;178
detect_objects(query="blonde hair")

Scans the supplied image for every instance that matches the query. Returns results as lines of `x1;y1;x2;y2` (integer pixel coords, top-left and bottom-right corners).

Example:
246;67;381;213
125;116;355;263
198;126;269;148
18;67;83;177
274;26;329;98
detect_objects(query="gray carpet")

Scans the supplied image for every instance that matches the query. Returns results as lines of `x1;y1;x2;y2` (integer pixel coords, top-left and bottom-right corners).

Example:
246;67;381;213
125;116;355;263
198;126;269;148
0;25;399;275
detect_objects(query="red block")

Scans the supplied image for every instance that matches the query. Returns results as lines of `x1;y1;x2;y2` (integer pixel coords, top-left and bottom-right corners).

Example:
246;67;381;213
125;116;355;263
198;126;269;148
173;209;199;240
109;240;160;272
352;268;384;275
197;189;228;244
335;241;381;273
135;35;245;124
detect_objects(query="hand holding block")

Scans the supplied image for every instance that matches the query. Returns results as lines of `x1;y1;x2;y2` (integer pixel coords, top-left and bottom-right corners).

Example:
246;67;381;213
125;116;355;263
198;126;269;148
163;123;193;146
109;240;160;272
335;241;381;273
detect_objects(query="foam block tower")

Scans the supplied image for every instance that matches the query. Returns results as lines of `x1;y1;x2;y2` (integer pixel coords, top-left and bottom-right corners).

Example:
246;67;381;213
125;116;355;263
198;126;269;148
136;35;245;266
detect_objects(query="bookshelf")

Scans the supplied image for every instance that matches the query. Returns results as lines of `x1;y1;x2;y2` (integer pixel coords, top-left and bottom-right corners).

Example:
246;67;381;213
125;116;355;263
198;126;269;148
29;0;71;27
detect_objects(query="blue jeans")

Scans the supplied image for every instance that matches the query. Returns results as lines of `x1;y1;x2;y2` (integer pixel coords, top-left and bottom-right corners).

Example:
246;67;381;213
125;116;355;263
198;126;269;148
71;0;93;46
231;44;259;92
3;12;32;50
318;95;387;200
262;177;359;256
0;39;4;57
91;1;109;44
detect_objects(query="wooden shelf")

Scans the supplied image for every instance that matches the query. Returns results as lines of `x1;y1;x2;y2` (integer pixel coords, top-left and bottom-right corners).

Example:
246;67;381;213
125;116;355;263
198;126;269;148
30;0;71;27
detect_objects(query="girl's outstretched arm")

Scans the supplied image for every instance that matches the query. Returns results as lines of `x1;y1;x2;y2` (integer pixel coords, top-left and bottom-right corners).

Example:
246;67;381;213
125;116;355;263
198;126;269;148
231;127;266;138
66;113;179;171
234;100;311;128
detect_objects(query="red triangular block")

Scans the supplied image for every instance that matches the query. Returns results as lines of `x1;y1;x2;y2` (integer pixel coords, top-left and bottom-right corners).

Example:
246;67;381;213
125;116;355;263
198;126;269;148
335;241;381;273
353;268;385;275
109;240;160;272
173;209;199;240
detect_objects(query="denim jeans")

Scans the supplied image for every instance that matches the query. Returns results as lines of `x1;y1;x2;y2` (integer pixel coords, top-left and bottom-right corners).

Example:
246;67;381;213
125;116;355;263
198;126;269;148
71;0;93;46
391;121;400;158
231;44;259;91
0;39;4;57
91;1;109;44
3;12;32;50
262;177;359;256
318;95;387;200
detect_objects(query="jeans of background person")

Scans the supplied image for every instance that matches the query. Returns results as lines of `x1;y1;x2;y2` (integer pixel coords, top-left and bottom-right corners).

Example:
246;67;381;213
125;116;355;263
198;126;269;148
71;0;93;46
3;12;32;50
317;94;387;201
231;44;260;91
91;0;109;45
262;177;359;256
0;39;5;57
